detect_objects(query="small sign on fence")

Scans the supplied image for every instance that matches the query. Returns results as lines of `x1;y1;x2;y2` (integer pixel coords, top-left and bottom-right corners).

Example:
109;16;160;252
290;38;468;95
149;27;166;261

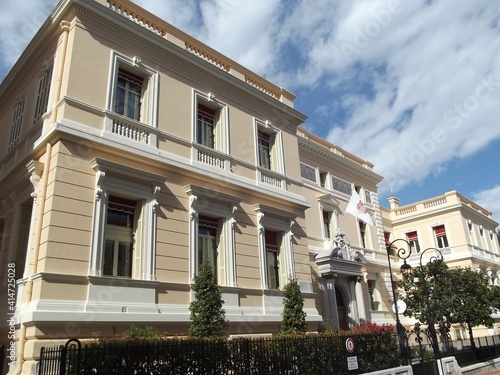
347;356;359;370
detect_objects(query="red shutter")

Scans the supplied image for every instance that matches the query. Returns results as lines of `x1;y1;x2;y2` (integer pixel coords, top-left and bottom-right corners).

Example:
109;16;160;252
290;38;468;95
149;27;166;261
198;104;215;119
407;231;418;241
108;196;136;214
323;211;330;222
199;215;219;229
359;221;366;232
118;69;143;86
258;131;270;141
434;225;446;237
265;230;279;251
392;281;399;297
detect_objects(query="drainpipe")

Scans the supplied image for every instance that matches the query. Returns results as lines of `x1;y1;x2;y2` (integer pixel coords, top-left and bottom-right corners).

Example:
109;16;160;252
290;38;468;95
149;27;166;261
48;21;71;127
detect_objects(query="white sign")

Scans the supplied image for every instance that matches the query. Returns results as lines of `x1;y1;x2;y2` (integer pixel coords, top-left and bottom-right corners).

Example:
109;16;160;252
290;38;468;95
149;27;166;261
347;356;359;370
391;300;407;314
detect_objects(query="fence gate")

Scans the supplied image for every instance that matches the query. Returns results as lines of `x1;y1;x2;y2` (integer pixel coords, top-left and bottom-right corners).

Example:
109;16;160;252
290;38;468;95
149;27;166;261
38;338;81;375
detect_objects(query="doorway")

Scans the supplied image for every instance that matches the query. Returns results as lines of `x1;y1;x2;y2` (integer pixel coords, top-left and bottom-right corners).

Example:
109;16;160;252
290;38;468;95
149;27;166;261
336;286;348;330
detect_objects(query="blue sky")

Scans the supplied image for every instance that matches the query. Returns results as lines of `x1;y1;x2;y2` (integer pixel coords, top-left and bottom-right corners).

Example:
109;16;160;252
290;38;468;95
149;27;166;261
1;0;499;224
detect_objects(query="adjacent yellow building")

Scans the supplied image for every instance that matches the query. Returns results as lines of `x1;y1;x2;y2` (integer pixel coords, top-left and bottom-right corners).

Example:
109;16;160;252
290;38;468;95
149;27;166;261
0;0;498;373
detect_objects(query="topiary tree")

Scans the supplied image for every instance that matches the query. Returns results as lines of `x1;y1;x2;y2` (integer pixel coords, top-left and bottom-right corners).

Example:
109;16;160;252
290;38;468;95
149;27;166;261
280;277;307;335
188;260;227;338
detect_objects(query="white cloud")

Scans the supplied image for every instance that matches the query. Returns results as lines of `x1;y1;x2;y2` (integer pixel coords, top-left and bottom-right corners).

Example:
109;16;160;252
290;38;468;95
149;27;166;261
312;0;500;196
1;0;498;219
472;185;500;226
0;0;54;73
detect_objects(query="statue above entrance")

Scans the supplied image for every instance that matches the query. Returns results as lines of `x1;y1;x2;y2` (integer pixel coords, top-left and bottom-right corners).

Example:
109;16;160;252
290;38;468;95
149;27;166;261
331;229;353;260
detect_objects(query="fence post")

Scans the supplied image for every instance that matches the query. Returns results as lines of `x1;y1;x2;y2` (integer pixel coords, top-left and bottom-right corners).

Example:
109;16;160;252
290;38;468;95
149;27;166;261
38;347;46;374
61;339;81;375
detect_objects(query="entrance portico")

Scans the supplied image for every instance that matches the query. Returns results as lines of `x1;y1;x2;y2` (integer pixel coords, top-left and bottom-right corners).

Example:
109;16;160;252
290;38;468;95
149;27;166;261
315;230;366;330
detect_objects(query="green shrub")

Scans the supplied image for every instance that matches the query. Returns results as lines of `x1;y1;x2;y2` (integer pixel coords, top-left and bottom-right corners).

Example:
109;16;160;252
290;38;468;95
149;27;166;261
188;260;227;338
280;278;307;335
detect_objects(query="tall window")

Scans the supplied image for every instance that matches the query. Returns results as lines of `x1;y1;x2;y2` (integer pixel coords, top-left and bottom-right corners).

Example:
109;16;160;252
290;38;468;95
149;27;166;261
258;131;272;169
364;189;372;204
265;230;281;290
392;281;399;300
33;66;53;124
319;172;328;188
323;211;331;239
198;216;219;282
406;231;421;253
359;221;367;248
115;69;143;121
467;220;476;245
108;54;159;130
193;93;228;156
103;196;136;277
255;122;283;175
433;225;449;249
367;280;378;310
8;99;25;151
90;158;161;281
197;104;215;148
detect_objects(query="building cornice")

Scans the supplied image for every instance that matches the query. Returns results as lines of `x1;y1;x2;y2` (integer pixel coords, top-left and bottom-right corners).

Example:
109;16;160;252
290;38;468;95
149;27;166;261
298;134;383;184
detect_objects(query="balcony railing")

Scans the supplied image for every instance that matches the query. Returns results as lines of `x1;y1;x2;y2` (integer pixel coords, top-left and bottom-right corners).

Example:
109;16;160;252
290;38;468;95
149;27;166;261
104;112;157;147
258;168;285;189
193;144;230;171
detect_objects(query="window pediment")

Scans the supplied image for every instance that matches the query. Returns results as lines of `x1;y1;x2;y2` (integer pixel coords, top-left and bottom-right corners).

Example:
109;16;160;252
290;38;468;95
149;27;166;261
185;185;242;207
91;158;165;185
317;194;340;212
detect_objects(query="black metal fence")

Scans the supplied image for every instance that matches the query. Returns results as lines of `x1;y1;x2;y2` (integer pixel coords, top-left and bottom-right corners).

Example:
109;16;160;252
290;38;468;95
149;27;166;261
407;331;500;375
38;333;400;375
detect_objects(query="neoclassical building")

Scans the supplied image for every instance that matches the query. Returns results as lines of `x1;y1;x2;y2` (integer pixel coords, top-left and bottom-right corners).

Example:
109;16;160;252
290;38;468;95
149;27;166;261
0;0;498;373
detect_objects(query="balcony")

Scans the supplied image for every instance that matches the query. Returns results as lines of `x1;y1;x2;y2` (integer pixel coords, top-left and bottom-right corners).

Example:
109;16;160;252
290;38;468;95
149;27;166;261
258;167;285;189
192;144;231;171
104;111;158;147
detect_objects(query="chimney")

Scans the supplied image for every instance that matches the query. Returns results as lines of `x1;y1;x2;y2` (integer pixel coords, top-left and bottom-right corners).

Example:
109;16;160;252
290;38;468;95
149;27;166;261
388;196;400;209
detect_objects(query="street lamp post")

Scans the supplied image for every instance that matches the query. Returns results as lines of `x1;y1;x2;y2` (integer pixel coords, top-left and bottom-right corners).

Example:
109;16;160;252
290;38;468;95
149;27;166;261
418;247;444;361
386;239;412;365
386;240;445;365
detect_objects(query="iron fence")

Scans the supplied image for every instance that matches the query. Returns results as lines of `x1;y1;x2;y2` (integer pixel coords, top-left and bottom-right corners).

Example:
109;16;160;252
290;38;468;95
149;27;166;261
408;330;500;374
38;333;400;375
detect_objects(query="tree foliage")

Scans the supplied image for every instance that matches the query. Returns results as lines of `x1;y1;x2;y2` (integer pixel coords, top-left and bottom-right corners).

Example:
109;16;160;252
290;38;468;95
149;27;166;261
280;278;307;335
399;262;500;347
188;260;227;338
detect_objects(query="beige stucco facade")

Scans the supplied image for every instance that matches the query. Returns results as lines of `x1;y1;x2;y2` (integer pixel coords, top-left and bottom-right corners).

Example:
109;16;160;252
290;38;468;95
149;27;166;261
0;0;498;374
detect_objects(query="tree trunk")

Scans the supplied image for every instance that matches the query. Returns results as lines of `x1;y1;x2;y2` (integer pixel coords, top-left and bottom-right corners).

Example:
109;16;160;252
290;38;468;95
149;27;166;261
468;323;476;349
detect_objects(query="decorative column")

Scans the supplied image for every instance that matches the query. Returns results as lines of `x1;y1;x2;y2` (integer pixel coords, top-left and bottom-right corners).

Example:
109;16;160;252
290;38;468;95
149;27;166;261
188;194;199;283
229;205;238;287
89;170;107;276
257;212;267;290
355;276;367;325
